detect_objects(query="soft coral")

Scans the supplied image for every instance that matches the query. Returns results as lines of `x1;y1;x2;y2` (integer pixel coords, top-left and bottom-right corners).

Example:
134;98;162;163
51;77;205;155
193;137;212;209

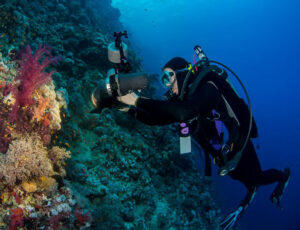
16;44;58;106
4;44;59;122
74;207;92;227
9;208;24;230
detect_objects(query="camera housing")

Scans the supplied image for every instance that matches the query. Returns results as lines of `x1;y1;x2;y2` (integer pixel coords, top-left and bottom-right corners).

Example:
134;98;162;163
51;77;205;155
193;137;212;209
91;31;148;113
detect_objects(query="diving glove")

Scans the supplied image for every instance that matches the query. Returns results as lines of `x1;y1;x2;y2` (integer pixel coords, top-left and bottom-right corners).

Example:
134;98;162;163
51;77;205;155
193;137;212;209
220;206;243;230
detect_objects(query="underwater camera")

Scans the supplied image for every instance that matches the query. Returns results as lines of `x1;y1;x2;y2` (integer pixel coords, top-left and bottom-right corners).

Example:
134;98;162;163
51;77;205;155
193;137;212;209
91;31;148;113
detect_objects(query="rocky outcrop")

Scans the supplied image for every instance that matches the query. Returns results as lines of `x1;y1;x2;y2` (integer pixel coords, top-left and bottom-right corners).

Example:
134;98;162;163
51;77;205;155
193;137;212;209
0;0;221;229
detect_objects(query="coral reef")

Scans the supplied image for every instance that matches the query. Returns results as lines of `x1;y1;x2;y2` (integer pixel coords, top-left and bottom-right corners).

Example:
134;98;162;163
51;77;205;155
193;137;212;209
9;207;24;230
0;45;74;228
49;146;71;177
66;109;221;229
0;134;54;186
0;0;223;229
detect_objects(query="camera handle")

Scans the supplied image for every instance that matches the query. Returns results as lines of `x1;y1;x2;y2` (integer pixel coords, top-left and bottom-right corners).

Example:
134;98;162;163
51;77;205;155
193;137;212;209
114;31;131;73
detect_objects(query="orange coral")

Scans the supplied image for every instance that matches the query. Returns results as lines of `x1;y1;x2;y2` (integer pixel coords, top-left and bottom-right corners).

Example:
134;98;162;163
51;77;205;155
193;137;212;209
41;113;52;127
0;80;5;89
32;96;52;122
37;176;57;192
0;65;8;74
21;181;37;193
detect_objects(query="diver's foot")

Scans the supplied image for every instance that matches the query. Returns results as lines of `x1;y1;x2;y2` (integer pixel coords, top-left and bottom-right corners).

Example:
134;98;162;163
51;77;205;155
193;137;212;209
270;168;291;210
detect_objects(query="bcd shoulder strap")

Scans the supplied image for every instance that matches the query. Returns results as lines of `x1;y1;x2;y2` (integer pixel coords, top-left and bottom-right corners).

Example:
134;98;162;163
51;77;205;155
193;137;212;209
187;65;227;97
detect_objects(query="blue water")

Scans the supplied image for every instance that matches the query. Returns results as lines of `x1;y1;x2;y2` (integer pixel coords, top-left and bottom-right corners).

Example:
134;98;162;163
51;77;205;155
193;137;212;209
112;0;300;229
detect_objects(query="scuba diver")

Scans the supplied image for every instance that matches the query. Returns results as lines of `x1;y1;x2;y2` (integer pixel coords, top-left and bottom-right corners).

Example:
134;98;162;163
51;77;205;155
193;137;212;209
113;54;291;229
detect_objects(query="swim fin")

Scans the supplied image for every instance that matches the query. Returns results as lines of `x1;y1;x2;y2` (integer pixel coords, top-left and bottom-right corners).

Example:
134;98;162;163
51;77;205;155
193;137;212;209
220;206;243;230
270;168;291;210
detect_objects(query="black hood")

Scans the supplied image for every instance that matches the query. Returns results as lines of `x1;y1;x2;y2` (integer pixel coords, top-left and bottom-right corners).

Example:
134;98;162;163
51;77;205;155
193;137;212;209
175;70;189;96
163;57;189;71
163;57;190;98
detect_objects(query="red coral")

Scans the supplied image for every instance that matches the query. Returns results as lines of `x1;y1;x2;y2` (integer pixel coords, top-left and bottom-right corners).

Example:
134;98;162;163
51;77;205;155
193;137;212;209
74;207;92;226
9;208;23;230
49;214;63;230
11;191;21;204
13;113;52;146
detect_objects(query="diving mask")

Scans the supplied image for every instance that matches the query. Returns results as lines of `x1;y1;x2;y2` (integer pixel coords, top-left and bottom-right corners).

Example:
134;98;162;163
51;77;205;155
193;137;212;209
160;66;190;88
161;70;175;88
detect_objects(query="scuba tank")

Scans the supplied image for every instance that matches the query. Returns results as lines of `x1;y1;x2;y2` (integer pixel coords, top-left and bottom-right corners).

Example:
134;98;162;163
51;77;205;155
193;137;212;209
180;46;253;175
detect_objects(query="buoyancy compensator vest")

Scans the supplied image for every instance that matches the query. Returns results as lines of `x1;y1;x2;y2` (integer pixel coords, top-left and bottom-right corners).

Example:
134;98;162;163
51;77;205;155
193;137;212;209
180;45;256;159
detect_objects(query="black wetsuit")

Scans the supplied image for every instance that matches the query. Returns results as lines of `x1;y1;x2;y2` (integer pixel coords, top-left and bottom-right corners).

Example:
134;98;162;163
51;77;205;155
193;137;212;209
129;69;286;209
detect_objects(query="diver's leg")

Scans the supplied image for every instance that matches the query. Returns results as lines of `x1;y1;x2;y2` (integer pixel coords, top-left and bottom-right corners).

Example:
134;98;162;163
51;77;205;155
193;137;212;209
227;140;261;185
219;139;258;176
234;141;290;209
257;169;286;185
220;186;257;230
228;141;290;209
221;143;261;229
249;151;291;209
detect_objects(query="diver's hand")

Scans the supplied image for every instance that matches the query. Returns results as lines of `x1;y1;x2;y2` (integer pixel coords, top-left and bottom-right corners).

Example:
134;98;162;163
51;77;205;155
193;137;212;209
220;206;244;230
117;93;139;106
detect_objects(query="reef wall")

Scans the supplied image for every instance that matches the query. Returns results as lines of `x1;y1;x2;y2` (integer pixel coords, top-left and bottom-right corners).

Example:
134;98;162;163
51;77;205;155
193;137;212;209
0;0;221;229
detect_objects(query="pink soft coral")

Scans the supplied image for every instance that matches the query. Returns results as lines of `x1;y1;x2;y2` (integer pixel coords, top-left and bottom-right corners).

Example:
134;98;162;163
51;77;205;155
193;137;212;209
16;44;58;106
4;44;59;122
